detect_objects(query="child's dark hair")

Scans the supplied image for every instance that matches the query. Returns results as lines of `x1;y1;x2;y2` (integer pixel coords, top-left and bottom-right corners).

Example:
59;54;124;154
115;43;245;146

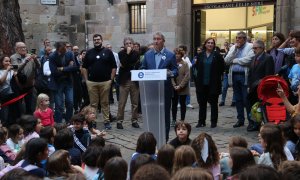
24;138;48;166
279;121;298;143
291;114;300;129
174;121;191;136
229;136;248;149
90;136;105;147
40;126;55;144
130;154;155;179
136;132;157;155
229;147;255;175
82;146;102;167
104;157;128;180
97;144;122;170
260;124;287;169
191;133;219;168
133;164;171;180
47;149;75;177
54;123;67;132
17;115;37;137
71;114;85;124
278;161;300;180
8;124;22;140
295;45;300;55
0;168;37;180
157;144;175;174
0;127;8;144
54;128;74;150
239;164;281;180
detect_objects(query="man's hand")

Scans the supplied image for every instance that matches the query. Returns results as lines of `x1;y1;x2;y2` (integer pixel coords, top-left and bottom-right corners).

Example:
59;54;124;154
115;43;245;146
276;83;285;98
57;67;63;71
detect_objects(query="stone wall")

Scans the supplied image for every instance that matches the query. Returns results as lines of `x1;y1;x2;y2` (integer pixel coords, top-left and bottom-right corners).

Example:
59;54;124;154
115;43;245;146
19;0;86;53
275;0;300;37
19;0;191;53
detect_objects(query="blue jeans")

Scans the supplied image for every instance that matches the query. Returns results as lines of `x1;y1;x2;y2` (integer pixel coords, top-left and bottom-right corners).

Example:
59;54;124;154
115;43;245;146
53;82;74;123
221;73;236;103
232;73;251;124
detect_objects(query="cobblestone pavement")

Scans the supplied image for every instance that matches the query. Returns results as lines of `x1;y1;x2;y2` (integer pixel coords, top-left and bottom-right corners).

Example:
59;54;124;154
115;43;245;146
96;87;258;163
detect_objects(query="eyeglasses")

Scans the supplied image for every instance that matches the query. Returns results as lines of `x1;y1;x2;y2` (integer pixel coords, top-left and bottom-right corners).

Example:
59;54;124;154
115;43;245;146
236;36;246;39
17;46;26;49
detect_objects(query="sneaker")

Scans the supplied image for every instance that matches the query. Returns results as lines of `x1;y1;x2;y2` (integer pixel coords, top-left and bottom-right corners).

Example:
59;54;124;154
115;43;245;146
219;102;225;106
230;102;236;107
132;122;140;128
116;123;123;129
187;104;194;109
104;123;112;130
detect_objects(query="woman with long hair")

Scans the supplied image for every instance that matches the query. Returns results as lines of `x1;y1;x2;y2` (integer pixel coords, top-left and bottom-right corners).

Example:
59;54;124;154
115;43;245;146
258;124;288;169
194;38;225;128
0;55;21;126
267;32;286;74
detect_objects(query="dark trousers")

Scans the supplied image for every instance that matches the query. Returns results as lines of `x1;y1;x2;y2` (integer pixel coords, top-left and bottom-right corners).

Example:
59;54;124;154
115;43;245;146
165;95;172;142
196;85;218;125
23;88;36;115
232;73;251;124
172;91;187;121
73;79;83;112
0;95;22;126
81;82;90;109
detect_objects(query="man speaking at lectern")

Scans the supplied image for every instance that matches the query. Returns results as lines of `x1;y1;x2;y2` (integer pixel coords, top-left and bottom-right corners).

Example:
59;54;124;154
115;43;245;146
141;32;178;142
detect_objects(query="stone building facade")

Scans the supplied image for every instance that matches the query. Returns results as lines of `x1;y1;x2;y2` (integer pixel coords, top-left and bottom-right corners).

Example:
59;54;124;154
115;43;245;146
18;0;299;55
19;0;191;53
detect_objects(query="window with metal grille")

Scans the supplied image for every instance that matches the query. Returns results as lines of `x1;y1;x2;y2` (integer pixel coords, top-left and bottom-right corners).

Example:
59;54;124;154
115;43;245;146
129;3;146;34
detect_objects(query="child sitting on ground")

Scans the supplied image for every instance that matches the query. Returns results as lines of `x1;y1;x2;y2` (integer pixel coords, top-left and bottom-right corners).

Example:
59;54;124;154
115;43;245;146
291;114;300;160
34;93;54;127
288;46;300;93
0;127;16;164
80;105;105;138
39;126;56;156
169;121;191;149
191;133;220;180
131;132;157;161
257;124;291;169
18;115;42;143
69;114;91;153
220;136;249;179
6;124;24;153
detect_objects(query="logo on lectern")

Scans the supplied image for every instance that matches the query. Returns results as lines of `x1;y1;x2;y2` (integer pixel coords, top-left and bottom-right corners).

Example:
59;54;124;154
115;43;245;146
138;72;144;78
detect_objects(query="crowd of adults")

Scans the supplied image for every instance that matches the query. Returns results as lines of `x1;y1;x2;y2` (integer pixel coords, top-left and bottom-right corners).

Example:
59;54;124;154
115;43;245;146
0;30;300;179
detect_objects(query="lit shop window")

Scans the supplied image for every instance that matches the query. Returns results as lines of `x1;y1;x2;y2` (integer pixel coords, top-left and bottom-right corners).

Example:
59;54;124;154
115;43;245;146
129;3;146;34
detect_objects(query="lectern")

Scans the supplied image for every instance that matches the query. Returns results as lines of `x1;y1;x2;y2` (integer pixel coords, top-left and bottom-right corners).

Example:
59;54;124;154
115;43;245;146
131;69;167;148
